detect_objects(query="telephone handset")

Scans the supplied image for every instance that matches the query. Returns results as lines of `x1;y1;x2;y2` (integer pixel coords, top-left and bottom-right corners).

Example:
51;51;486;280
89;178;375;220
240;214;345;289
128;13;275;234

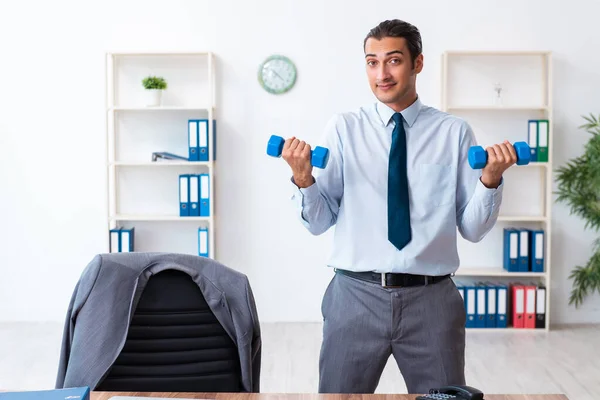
415;384;484;400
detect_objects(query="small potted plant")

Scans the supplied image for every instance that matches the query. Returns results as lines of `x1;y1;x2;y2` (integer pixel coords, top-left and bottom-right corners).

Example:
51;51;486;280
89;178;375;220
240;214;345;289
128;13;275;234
142;75;167;106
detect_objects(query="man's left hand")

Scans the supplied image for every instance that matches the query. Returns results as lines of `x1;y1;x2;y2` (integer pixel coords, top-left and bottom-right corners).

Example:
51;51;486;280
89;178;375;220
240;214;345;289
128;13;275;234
480;140;517;189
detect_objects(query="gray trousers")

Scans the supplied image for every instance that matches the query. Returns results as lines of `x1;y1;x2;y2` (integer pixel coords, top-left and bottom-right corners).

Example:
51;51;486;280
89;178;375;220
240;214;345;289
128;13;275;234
319;270;466;394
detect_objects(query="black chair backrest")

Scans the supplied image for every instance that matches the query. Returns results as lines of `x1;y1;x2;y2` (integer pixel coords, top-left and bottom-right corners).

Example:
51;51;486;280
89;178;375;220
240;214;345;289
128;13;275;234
95;269;242;392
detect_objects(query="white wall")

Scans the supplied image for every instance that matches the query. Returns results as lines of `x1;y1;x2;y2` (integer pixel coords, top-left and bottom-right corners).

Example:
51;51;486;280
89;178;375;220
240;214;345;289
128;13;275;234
1;0;599;324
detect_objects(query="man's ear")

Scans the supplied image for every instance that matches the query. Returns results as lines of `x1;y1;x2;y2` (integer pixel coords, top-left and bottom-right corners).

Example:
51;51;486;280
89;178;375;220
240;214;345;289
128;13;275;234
413;53;424;74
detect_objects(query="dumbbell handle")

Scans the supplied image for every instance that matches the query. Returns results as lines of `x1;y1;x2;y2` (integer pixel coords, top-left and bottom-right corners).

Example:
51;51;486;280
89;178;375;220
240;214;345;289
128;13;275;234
468;141;531;169
266;135;330;169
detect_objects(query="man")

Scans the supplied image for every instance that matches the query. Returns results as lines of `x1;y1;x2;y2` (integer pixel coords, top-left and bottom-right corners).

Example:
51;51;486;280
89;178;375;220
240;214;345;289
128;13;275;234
282;19;515;394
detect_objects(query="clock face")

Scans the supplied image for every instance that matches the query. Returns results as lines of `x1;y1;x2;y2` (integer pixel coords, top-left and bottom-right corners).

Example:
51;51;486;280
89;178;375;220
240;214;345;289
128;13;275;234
258;55;297;94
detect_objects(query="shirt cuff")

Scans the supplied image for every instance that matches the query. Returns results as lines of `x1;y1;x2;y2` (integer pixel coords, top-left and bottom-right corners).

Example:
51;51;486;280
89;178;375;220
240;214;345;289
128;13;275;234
290;177;320;205
474;176;504;202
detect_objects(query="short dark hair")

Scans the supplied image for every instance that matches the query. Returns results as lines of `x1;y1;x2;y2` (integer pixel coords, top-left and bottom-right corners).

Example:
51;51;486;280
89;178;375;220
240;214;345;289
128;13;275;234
363;19;422;63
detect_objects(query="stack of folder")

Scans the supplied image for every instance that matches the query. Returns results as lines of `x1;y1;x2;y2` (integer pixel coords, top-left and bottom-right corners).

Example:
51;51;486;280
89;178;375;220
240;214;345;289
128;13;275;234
455;281;546;329
188;119;217;162
179;174;210;217
109;227;135;253
527;119;549;162
503;228;545;272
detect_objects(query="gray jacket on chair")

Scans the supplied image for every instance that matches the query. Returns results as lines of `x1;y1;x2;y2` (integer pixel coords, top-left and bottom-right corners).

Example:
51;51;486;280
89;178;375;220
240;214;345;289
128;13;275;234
55;252;261;392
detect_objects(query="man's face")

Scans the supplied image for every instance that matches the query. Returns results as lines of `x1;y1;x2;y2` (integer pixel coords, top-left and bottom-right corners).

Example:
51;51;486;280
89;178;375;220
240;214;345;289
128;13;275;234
364;36;423;107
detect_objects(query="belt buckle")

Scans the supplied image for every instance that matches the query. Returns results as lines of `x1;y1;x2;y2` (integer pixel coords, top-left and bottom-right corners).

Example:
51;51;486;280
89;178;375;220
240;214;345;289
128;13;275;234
381;273;401;288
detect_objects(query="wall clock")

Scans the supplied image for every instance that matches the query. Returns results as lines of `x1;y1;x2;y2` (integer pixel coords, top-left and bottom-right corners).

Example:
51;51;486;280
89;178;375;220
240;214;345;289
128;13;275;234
258;54;297;95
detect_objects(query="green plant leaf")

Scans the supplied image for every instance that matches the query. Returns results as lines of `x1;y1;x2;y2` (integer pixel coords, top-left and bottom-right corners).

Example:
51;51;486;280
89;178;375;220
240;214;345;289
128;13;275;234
556;113;600;307
142;76;167;90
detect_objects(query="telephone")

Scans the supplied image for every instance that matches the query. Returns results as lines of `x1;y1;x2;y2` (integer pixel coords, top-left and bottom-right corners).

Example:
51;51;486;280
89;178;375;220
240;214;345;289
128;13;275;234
415;384;484;400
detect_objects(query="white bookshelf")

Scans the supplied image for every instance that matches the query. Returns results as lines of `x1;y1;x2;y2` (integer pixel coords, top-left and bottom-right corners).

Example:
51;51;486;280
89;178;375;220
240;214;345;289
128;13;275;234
105;51;217;259
441;50;553;331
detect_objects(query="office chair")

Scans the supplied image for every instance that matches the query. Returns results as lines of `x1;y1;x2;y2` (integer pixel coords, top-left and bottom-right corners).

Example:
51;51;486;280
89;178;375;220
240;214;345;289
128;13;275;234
95;268;242;392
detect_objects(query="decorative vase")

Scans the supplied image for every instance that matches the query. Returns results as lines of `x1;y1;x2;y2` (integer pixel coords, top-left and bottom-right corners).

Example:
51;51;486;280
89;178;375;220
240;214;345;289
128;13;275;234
145;89;162;107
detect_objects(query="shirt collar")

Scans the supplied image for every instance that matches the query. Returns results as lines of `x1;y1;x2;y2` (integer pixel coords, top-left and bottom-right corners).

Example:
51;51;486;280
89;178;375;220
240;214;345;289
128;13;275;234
376;96;422;128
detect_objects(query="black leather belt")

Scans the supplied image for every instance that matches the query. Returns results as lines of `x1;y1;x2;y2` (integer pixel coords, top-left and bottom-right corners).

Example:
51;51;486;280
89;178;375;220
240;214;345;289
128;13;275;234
335;268;450;288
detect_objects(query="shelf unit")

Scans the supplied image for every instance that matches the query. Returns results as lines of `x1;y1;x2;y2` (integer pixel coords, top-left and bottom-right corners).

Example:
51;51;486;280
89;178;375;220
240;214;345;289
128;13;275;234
105;51;217;259
441;50;553;331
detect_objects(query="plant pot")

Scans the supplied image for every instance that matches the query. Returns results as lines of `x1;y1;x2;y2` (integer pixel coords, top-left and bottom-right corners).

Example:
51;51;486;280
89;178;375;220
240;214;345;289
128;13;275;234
145;89;163;107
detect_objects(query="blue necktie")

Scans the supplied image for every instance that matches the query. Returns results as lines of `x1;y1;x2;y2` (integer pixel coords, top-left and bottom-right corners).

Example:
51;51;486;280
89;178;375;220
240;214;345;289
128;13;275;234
388;112;412;250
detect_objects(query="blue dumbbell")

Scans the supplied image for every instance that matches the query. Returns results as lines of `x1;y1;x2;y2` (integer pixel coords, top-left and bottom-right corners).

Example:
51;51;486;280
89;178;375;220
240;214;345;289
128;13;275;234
468;141;531;169
266;135;330;169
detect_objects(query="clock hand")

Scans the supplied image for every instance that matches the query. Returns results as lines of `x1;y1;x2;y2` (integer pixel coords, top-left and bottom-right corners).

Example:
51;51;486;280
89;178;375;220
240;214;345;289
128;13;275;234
272;70;285;81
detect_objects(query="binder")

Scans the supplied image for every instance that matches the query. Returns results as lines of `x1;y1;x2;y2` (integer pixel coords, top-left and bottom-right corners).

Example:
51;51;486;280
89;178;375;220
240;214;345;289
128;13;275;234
536;285;546;329
528;120;538;162
465;285;476;328
530;230;545;272
109;228;121;253
189;175;200;216
503;228;519;272
518;229;530;272
120;227;135;252
496;284;508;328
485;283;497;328
537;119;549;162
198;227;209;257
455;282;465;301
524;284;537;328
188;120;199;161
198;119;209;161
200;173;210;216
212;119;217;161
475;283;487;328
512;285;525;328
179;174;190;216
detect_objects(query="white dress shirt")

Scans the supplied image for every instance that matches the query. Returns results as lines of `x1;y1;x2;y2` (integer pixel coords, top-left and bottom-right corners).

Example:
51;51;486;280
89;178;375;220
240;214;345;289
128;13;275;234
290;97;503;275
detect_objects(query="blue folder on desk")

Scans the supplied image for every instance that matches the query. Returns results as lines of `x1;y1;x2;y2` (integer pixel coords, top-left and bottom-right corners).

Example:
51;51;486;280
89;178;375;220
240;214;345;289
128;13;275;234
0;387;90;400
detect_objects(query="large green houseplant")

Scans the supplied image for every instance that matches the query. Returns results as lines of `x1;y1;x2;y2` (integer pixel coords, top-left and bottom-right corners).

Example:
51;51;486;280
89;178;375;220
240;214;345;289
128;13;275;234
555;113;600;307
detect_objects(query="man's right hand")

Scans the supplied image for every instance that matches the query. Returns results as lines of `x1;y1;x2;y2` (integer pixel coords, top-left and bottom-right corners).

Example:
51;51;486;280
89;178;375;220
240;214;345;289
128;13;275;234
282;136;315;188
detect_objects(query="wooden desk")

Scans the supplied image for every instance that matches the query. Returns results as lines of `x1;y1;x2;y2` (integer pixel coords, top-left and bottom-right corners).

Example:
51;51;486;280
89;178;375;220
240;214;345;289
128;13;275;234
92;391;569;400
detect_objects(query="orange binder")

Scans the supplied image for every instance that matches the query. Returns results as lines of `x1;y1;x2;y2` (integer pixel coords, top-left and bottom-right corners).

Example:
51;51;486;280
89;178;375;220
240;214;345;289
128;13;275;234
512;285;525;328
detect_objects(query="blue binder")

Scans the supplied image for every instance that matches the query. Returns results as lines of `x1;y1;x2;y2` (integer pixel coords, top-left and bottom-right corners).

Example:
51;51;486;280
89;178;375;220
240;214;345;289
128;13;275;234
200;173;210;216
475;283;487;328
120;227;135;252
0;387;90;400
465;285;476;328
109;227;121;253
188;120;199;161
496;284;508;328
530;229;545;272
485;283;497;328
528;120;538;162
179;174;190;216
518;228;530;272
198;227;209;257
198;119;209;161
503;228;519;272
189;175;200;216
